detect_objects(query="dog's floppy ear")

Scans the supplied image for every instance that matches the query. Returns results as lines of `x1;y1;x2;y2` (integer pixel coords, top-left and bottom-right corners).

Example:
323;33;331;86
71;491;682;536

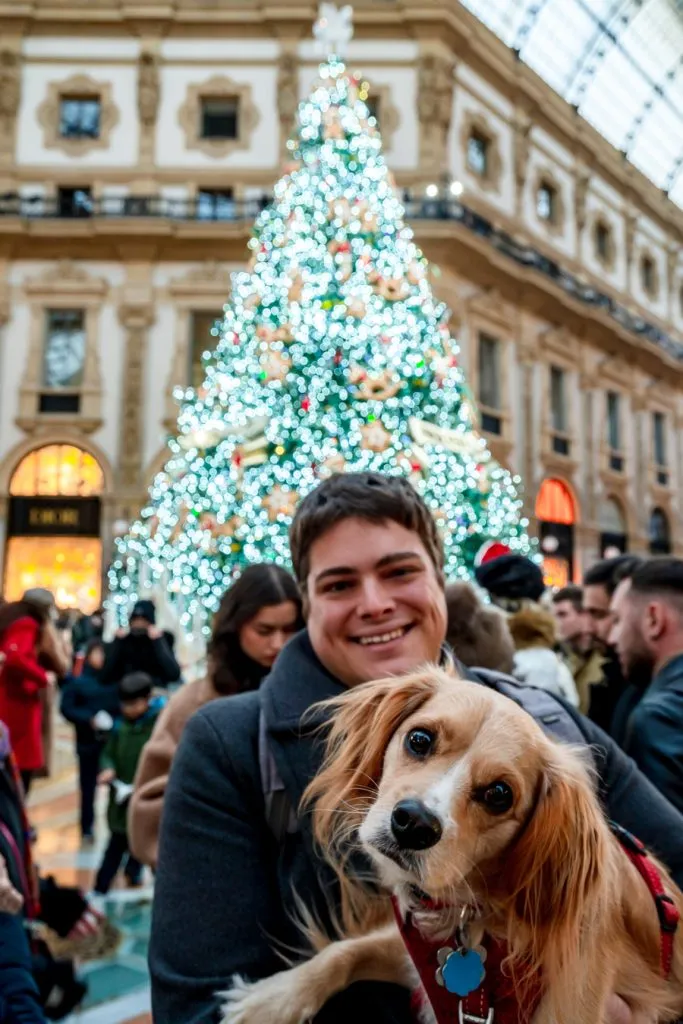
304;670;439;854
497;743;611;992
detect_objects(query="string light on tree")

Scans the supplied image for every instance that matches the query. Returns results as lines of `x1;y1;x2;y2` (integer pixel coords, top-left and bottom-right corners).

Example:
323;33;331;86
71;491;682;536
108;5;530;627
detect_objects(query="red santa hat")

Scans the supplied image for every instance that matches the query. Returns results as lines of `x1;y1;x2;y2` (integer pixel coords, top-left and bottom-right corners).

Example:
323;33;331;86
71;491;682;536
474;540;512;568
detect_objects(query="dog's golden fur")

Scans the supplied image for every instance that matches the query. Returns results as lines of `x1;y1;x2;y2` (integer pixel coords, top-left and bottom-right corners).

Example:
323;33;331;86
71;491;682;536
221;667;683;1024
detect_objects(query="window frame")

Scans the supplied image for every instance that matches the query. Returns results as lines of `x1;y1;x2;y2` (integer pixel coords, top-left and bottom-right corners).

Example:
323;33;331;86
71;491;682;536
200;96;239;141
477;331;503;436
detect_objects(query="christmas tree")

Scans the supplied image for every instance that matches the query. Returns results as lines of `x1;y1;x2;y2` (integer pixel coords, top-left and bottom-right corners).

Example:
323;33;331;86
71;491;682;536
109;43;530;630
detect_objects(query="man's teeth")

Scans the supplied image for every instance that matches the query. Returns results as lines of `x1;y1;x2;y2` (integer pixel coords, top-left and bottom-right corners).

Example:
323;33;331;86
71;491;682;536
358;628;407;646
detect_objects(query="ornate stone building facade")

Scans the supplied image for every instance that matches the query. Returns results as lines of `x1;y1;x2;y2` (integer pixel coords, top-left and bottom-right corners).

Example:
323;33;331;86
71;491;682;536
0;0;682;606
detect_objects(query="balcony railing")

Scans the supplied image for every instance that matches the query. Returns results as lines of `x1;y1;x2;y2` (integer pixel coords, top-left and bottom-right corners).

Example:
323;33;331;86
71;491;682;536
2;191;682;363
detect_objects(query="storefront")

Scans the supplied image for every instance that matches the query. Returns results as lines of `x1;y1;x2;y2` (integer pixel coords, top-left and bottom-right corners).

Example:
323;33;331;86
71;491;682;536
3;444;104;612
535;478;577;588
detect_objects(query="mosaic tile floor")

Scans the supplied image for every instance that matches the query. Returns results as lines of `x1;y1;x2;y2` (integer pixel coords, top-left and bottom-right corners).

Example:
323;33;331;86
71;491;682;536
28;720;152;1024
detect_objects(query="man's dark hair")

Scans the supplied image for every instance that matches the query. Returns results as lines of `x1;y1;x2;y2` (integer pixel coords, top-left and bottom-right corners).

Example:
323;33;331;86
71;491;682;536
628;557;683;605
552;584;583;610
583;554;644;597
289;472;444;588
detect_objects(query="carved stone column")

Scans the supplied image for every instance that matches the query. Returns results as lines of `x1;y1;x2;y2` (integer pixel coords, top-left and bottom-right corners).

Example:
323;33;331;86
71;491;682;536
0;45;21;177
277;51;299;161
417;51;455;179
667;245;679;324
137;48;160;171
574;166;591;250
117;303;155;492
513;107;532;220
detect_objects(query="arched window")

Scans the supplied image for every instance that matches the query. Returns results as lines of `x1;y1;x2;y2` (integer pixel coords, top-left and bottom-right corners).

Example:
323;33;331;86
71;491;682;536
535;478;576;525
649;507;671;555
10;444;103;498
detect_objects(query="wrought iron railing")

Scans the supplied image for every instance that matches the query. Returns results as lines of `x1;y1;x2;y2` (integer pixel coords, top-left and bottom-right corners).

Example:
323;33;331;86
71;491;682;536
1;191;681;361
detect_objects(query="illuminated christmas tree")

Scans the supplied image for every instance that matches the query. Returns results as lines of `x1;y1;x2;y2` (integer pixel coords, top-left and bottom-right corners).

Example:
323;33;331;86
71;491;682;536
109;40;530;630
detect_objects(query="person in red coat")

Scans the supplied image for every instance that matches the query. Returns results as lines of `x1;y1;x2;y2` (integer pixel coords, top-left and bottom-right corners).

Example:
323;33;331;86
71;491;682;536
0;600;61;794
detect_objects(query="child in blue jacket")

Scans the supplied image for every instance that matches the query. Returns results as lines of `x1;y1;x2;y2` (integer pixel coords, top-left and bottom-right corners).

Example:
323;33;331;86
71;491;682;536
61;640;120;843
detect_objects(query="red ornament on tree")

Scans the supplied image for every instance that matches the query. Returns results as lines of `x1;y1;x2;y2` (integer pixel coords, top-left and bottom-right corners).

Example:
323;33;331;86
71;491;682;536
301;397;311;412
334;348;343;366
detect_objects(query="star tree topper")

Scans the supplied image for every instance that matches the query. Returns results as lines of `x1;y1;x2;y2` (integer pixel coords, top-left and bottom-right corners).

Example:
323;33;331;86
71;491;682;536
313;3;354;58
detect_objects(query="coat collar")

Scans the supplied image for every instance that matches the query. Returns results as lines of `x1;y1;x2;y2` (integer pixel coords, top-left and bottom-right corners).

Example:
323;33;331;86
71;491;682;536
259;630;346;734
649;652;683;695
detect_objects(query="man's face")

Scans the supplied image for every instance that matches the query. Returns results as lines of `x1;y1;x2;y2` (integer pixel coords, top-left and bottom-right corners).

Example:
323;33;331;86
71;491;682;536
552;600;588;644
608;578;654;684
582;583;615;646
305;517;447;687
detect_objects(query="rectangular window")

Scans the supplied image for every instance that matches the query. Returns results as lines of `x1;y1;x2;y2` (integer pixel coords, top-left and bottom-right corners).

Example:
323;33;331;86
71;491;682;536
467;132;489;177
653;411;667;467
201;97;239;140
478;333;501;423
59;96;101;139
57;186;93;218
43;309;86;390
196;188;235;221
550;365;567;433
537;183;556;223
189;310;222;389
607;391;621;452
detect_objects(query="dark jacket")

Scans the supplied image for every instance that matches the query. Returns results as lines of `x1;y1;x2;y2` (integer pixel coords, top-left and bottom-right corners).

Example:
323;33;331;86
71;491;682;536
0;914;46;1023
587;649;626;734
621;653;683;814
101;632;180;690
150;631;683;1024
101;699;164;834
60;668;121;751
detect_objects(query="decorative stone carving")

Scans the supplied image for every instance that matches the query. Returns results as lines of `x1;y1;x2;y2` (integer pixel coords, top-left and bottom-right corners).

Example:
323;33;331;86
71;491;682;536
36;73;119;157
0;48;21;166
624;209;637;273
417;53;455;175
574;167;591;234
137;50;160;166
117;303;155;490
277;52;299;159
512;108;532;214
178;75;260;159
589;213;617;273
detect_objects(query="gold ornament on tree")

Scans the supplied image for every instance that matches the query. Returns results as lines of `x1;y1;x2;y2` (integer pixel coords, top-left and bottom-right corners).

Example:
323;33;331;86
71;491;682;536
263;486;300;521
350;366;401;402
361;420;392;453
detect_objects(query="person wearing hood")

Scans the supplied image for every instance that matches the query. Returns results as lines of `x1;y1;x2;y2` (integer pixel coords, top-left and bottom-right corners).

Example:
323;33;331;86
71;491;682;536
474;553;580;706
444;581;515;674
61;640;120;844
101;600;181;691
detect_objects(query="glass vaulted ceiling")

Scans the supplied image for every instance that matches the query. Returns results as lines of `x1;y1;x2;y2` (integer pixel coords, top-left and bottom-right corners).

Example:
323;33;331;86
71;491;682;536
459;0;683;209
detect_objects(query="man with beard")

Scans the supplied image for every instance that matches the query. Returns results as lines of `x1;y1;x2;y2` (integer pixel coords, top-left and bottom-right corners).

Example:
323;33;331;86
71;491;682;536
582;554;643;734
609;557;683;813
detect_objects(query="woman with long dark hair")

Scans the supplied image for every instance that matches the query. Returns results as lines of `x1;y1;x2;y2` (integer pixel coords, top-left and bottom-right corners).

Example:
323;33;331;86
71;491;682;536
128;564;303;867
0;600;68;795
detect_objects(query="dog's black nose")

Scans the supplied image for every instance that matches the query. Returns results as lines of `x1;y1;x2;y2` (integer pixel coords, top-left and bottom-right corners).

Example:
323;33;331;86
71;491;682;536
390;799;442;850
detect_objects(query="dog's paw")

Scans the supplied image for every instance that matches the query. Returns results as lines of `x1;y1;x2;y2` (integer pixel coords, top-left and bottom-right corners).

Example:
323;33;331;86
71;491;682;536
219;972;315;1024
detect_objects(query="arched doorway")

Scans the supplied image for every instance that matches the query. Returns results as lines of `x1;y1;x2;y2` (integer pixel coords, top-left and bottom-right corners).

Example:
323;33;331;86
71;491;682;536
535;478;577;587
3;444;104;612
598;495;628;558
649;507;671;555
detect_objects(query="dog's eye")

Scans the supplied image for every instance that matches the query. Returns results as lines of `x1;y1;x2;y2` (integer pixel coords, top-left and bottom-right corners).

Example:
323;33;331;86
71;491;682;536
405;729;434;759
474;781;514;815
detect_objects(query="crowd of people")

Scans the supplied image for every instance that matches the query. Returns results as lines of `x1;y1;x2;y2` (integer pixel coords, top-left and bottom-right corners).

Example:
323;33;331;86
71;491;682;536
0;472;681;1022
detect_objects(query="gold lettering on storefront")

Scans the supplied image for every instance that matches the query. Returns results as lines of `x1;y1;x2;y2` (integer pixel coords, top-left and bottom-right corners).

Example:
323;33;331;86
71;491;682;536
28;507;79;527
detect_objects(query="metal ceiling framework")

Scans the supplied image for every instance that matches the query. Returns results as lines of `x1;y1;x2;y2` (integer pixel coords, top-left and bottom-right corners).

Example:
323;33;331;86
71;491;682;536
459;0;683;208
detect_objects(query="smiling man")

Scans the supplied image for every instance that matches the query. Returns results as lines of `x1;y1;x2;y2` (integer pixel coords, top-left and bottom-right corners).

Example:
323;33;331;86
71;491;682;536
149;474;683;1024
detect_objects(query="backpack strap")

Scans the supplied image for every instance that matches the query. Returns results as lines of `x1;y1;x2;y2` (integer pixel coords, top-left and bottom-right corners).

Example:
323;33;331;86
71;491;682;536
258;705;297;843
472;668;587;747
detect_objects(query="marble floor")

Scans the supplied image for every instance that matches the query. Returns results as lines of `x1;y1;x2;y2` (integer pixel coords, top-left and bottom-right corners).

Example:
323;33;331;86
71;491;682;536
27;721;152;1024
